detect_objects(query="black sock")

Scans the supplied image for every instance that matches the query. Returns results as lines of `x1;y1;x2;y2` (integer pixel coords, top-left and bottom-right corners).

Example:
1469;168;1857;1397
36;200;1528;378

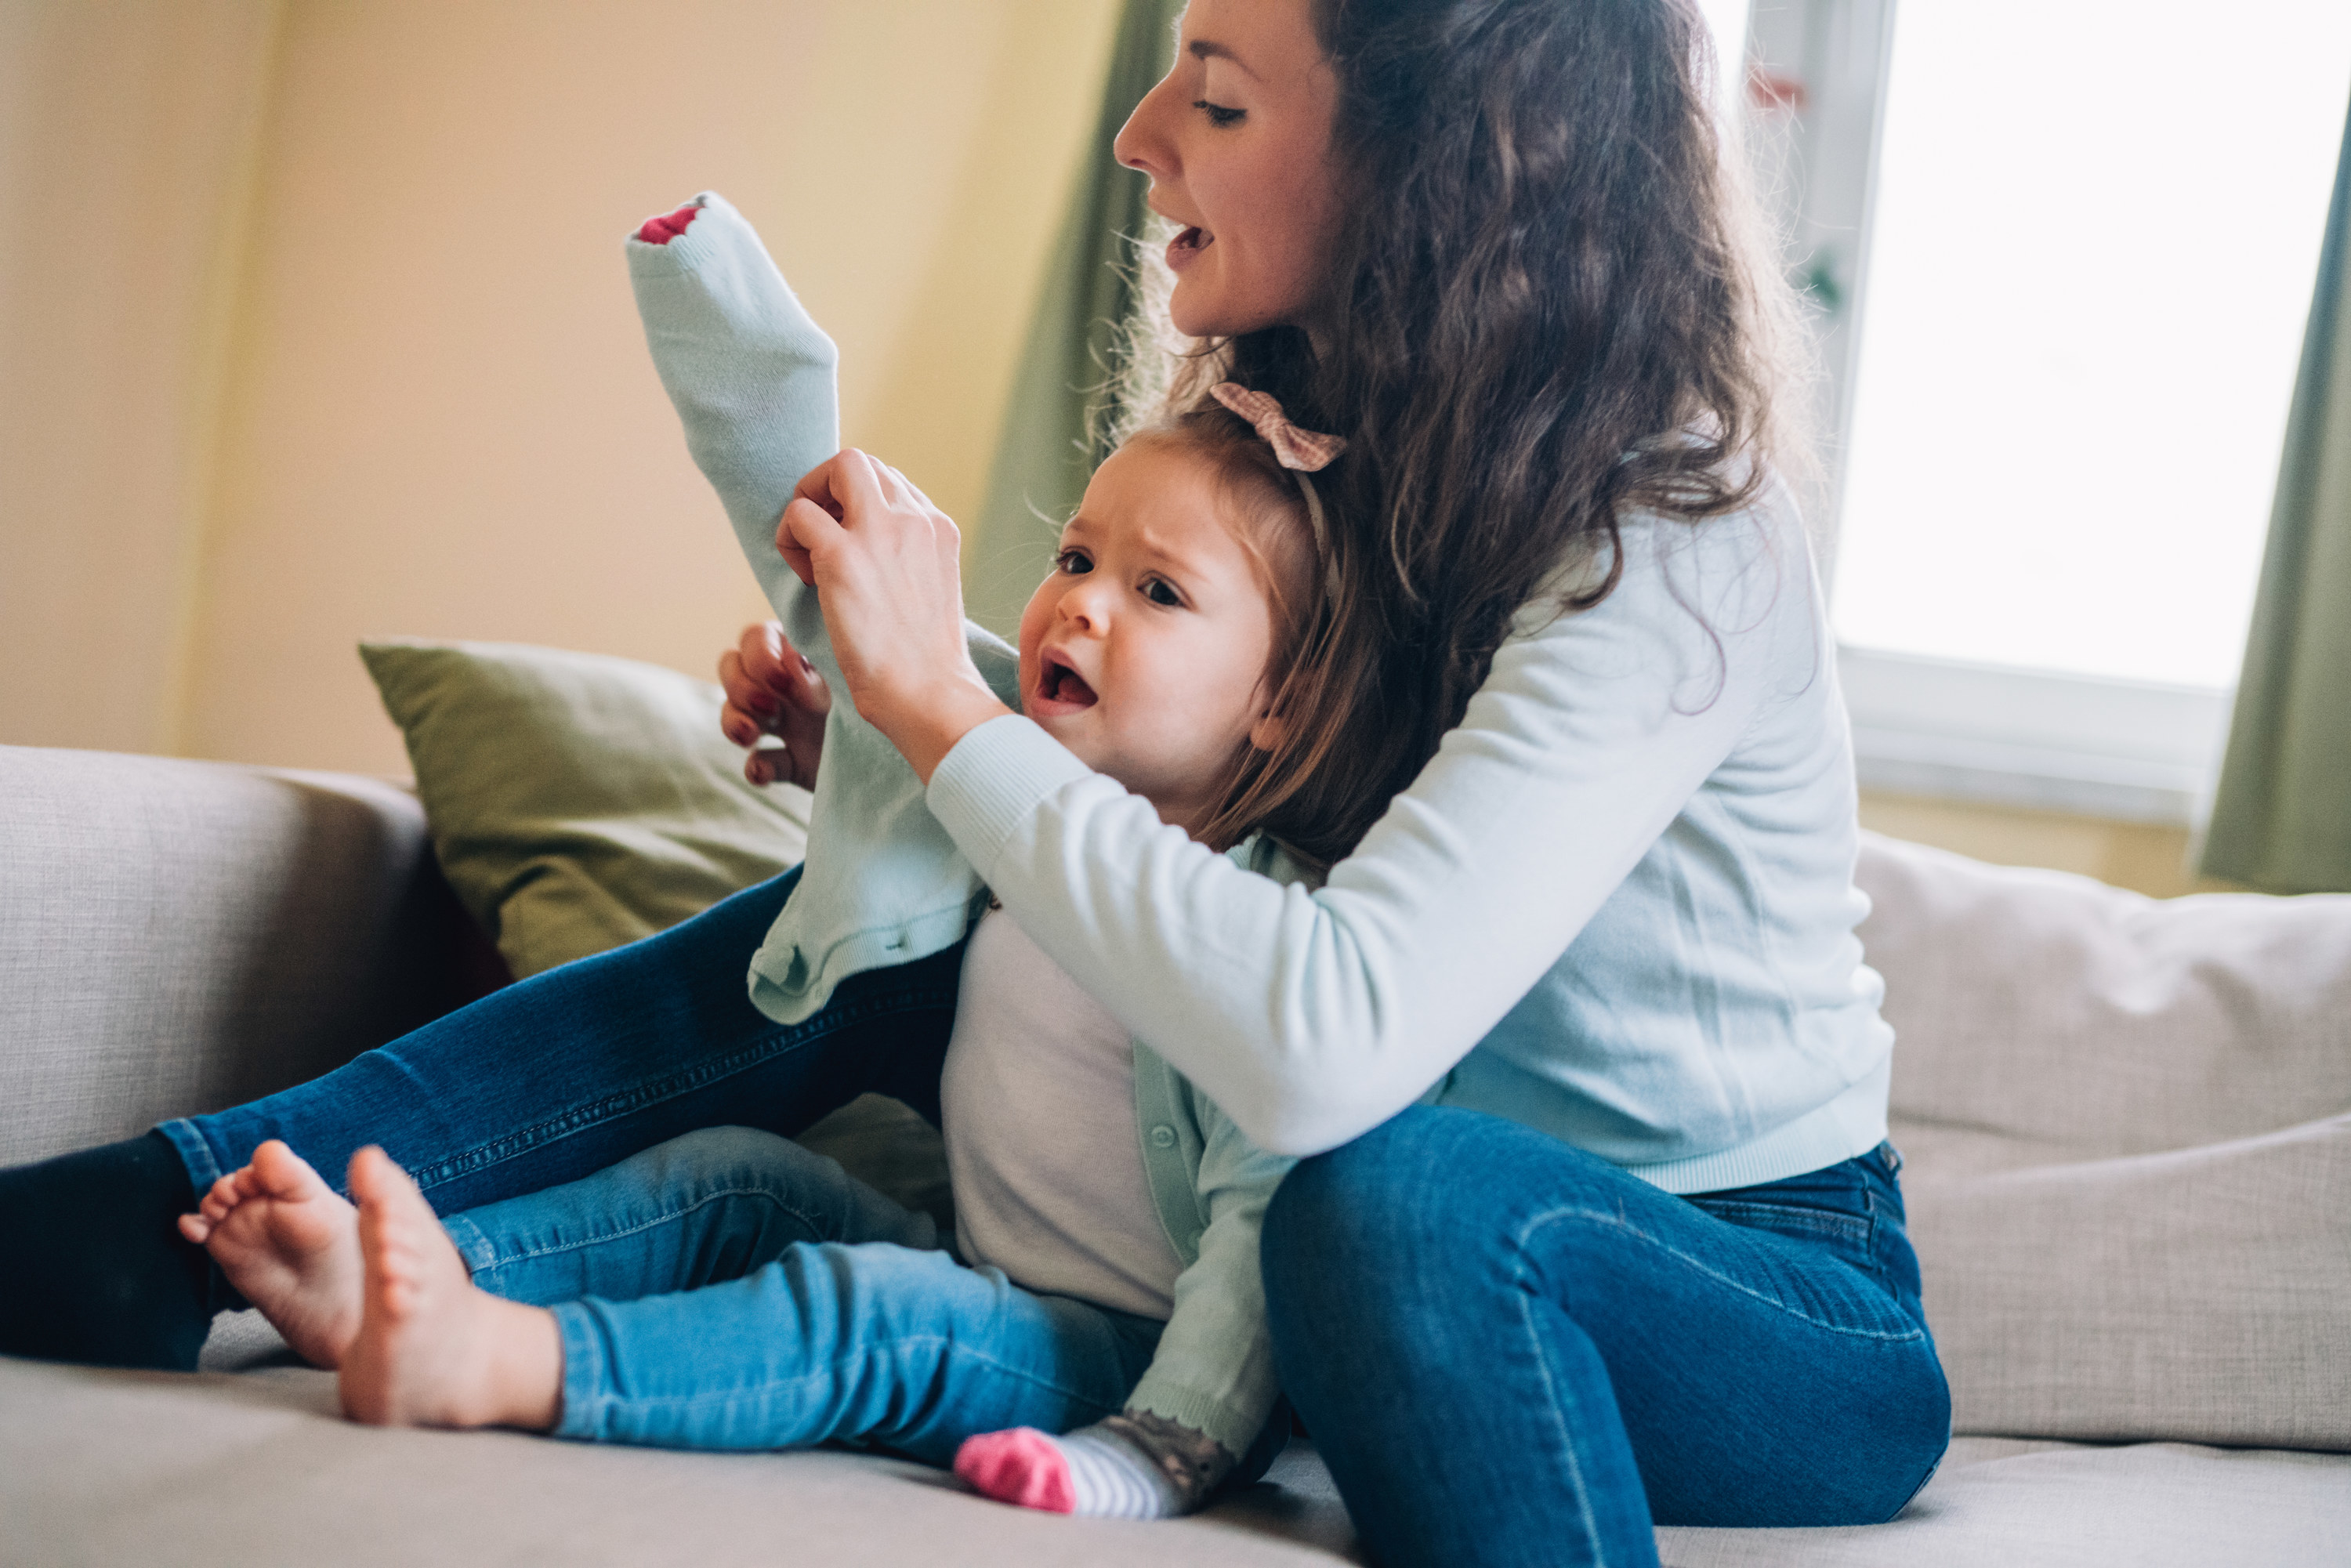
0;1129;216;1370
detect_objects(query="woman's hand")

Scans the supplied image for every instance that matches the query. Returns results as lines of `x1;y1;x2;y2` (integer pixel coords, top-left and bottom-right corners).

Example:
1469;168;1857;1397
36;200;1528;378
718;621;831;789
778;450;1011;782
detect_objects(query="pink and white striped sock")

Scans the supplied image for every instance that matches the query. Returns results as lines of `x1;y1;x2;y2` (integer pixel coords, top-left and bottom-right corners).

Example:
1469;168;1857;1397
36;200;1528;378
955;1424;1187;1519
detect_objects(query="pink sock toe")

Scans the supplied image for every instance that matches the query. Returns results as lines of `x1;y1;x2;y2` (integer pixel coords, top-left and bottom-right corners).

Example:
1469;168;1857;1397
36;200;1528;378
636;202;701;245
955;1428;1077;1513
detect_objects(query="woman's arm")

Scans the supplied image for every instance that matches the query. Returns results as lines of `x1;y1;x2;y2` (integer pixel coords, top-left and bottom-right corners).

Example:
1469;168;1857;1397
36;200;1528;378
925;513;1809;1157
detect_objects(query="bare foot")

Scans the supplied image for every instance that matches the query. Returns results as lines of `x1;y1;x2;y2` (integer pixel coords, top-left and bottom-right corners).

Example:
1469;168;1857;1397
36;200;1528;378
339;1146;563;1432
178;1139;363;1367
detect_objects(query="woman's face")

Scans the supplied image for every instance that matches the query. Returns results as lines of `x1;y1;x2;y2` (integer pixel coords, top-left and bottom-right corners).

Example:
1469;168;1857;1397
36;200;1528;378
1113;0;1347;339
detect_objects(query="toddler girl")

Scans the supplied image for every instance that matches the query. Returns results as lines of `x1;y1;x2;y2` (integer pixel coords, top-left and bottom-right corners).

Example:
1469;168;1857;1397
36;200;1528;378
183;194;1389;1522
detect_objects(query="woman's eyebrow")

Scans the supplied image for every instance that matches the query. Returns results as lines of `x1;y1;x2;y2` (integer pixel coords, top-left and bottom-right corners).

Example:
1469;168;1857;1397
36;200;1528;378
1187;39;1259;81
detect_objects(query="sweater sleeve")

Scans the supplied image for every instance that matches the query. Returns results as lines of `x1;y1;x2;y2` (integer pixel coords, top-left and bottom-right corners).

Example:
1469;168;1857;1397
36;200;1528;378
627;193;1018;1023
623;190;1018;702
926;508;1811;1157
1121;1072;1292;1460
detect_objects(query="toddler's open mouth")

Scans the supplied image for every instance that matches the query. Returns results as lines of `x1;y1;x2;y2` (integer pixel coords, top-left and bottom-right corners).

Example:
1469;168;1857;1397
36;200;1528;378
1036;651;1099;712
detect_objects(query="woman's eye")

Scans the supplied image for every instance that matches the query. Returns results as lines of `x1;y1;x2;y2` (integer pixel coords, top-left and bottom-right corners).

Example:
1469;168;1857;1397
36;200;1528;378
1055;549;1092;575
1191;99;1244;129
1143;578;1184;607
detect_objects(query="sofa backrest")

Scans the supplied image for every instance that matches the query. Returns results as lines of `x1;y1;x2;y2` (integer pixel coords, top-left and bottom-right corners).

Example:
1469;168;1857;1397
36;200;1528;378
1859;831;2351;1168
1856;830;2351;1451
0;747;486;1167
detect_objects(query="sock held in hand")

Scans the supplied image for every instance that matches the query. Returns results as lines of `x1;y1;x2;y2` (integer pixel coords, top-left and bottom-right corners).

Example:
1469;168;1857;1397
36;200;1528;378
955;1424;1187;1519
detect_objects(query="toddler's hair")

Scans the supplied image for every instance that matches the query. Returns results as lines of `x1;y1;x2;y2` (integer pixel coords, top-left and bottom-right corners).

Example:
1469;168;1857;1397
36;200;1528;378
1122;403;1394;869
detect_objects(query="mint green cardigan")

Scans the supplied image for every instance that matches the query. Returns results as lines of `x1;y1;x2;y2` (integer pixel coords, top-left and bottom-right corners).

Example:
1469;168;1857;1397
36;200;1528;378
626;193;1292;1459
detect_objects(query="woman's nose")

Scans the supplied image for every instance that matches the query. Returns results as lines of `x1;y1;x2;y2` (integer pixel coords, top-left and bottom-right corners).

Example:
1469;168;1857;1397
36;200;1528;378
1113;71;1179;181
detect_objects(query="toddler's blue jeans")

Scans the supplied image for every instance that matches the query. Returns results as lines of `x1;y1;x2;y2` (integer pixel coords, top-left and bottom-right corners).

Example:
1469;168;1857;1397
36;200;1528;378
1261;1106;1952;1568
439;1124;1163;1461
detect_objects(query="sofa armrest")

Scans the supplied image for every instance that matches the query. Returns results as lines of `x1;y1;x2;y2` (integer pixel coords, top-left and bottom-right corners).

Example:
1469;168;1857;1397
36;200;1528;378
0;746;493;1166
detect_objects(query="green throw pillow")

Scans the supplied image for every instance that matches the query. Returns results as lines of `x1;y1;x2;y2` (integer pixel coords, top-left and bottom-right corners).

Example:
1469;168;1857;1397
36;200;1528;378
360;637;813;978
360;637;949;1228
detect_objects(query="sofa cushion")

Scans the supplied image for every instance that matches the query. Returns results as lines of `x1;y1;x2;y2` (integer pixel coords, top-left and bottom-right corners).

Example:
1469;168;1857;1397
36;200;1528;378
0;1356;1362;1566
360;638;812;981
1855;833;2351;1450
1654;1436;2350;1568
6;1355;2342;1566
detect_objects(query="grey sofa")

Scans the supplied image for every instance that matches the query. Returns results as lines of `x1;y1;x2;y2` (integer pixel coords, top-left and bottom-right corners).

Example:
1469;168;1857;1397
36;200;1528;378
3;743;2346;1566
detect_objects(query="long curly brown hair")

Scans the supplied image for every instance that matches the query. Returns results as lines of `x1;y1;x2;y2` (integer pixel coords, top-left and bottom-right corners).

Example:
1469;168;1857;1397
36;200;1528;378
1129;0;1806;862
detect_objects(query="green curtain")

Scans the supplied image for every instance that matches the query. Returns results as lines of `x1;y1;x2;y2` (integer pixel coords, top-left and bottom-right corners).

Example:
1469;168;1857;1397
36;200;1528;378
2202;97;2351;893
964;0;1184;637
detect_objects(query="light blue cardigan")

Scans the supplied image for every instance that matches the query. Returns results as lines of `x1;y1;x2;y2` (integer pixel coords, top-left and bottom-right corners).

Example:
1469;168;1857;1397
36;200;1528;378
625;194;1295;1459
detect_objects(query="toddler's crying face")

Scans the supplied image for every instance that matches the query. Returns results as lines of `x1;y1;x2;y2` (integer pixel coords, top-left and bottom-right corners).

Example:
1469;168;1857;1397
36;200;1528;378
1016;439;1284;837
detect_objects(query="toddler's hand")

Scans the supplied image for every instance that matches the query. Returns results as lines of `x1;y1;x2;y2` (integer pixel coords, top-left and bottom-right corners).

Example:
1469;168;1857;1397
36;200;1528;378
719;621;830;789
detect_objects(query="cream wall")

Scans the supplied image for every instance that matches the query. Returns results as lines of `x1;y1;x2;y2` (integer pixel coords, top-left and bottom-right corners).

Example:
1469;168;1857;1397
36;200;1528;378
0;0;282;758
1856;791;2218;900
2;0;1118;775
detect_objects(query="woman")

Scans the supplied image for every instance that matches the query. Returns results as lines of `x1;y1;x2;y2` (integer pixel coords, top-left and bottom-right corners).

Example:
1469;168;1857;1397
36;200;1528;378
736;2;1948;1563
2;2;1946;1561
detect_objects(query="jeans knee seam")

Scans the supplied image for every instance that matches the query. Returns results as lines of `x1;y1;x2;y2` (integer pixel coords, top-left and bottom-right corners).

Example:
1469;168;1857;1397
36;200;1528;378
1512;1277;1614;1563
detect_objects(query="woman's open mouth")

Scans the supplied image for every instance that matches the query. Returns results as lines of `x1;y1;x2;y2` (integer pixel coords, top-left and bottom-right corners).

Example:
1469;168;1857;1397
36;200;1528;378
1034;651;1099;714
1166;226;1215;273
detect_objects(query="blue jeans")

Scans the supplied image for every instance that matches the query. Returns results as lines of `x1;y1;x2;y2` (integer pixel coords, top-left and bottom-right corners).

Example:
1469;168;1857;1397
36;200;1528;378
158;868;956;1213
1261;1106;1950;1568
440;1125;1164;1462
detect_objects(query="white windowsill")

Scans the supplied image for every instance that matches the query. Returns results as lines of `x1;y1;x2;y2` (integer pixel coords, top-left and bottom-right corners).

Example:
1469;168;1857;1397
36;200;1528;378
1837;646;2231;826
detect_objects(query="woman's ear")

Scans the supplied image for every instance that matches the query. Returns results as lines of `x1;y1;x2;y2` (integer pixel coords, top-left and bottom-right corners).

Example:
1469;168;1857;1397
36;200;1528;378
1248;708;1288;752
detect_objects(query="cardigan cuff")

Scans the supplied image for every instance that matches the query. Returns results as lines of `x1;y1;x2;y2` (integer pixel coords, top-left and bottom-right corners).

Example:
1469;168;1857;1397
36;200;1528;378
924;715;1092;879
1123;1378;1266;1465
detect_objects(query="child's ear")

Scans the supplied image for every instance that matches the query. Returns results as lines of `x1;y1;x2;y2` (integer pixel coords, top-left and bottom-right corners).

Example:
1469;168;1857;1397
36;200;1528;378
1248;708;1288;752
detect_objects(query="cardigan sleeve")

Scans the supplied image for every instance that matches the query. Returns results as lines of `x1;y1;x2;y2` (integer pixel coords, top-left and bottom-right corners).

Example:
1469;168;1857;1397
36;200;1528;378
926;502;1815;1157
629;192;1020;1024
1121;1066;1293;1459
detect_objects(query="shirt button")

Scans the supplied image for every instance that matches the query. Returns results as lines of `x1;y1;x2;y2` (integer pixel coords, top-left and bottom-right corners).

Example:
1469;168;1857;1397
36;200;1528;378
1150;1124;1178;1150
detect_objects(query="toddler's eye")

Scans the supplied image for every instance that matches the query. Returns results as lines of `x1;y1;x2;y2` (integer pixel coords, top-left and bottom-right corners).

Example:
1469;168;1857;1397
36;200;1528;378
1143;578;1184;607
1055;548;1093;575
1192;99;1244;129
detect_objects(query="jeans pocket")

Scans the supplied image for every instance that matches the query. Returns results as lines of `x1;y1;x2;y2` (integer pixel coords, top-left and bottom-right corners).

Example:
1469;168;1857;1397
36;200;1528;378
1685;1195;1879;1280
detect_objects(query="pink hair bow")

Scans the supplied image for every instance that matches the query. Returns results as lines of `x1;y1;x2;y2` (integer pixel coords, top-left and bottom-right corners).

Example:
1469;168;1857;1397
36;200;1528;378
1210;383;1349;473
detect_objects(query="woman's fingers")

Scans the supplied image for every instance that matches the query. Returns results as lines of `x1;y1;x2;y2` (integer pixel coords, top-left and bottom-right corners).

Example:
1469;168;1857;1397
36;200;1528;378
776;497;847;584
789;451;852;520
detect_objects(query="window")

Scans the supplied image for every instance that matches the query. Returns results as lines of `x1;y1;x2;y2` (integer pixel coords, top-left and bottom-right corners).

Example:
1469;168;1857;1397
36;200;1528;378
1737;0;2351;821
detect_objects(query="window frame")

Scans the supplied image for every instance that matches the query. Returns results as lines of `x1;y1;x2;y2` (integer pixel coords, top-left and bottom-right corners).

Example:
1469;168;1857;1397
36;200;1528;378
1742;0;2253;828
